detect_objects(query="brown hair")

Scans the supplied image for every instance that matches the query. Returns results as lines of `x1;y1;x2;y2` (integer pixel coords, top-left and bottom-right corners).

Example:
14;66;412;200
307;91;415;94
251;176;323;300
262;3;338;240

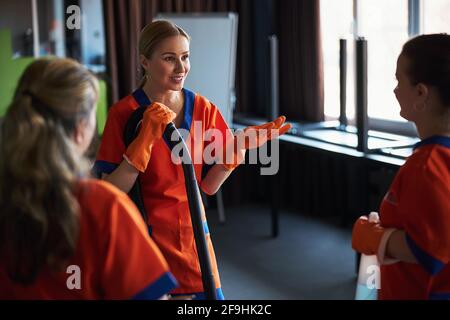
401;33;450;106
138;20;190;87
0;57;99;284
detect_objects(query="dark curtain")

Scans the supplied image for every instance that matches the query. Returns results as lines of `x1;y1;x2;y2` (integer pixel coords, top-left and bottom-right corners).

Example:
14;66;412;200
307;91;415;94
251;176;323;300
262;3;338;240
103;0;238;103
247;0;275;117
276;0;324;122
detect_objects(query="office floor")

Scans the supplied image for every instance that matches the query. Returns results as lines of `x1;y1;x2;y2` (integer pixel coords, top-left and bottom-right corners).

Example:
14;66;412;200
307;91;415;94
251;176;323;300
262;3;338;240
207;204;357;300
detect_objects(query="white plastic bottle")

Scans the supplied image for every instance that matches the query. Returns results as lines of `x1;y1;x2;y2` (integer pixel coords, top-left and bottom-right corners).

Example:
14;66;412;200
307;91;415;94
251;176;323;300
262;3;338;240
355;212;380;300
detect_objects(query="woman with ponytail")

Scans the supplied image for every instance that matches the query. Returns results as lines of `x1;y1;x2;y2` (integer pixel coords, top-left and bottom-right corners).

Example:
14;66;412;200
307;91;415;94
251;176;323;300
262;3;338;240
95;20;291;299
0;58;177;299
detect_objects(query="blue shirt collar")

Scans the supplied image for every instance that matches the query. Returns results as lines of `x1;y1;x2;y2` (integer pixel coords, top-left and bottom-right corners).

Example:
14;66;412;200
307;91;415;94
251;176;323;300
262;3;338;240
413;135;450;150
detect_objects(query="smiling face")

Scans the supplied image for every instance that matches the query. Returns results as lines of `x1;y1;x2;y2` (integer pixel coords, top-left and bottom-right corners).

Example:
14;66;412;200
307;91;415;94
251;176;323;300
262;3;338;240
141;35;190;92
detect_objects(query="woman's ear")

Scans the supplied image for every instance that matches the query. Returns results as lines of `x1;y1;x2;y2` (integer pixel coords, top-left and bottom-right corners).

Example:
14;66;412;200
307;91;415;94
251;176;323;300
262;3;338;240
73;119;87;146
140;54;149;69
414;83;429;111
73;116;95;155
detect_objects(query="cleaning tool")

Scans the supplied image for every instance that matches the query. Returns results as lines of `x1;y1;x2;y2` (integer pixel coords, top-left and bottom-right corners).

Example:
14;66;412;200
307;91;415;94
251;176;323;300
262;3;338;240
123;104;217;300
355;212;380;300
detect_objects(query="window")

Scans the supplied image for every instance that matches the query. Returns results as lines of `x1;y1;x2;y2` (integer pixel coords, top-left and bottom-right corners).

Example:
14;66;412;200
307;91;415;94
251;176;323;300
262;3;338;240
38;0;107;73
358;0;408;122
321;0;407;122
79;0;106;72
0;0;107;122
423;0;450;34
37;0;67;58
320;0;450;135
320;0;354;119
0;0;106;73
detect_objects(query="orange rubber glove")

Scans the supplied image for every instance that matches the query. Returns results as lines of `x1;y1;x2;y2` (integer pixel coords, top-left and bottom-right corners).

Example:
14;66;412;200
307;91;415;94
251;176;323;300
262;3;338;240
222;116;292;171
124;102;176;172
351;216;386;255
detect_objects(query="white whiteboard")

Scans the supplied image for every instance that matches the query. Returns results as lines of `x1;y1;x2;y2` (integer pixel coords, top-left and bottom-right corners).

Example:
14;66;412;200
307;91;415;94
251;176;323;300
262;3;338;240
156;13;238;127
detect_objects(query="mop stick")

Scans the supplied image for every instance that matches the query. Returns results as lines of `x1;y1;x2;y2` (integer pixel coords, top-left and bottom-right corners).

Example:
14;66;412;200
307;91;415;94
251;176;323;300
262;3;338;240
164;123;217;300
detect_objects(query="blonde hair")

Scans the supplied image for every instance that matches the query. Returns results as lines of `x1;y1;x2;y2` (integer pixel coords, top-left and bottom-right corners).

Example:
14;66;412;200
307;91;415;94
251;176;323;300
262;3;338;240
0;57;99;284
138;20;190;88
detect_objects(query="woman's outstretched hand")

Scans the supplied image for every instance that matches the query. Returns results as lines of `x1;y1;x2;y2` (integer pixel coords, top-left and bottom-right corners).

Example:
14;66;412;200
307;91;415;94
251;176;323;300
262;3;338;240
239;116;292;150
222;116;292;171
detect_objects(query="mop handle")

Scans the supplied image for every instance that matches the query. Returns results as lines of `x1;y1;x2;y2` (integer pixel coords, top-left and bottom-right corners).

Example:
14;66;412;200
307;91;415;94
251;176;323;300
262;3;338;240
164;123;217;300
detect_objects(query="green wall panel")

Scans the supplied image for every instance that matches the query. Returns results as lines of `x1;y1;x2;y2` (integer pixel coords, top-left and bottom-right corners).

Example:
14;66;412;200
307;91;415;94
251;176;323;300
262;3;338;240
0;29;107;135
